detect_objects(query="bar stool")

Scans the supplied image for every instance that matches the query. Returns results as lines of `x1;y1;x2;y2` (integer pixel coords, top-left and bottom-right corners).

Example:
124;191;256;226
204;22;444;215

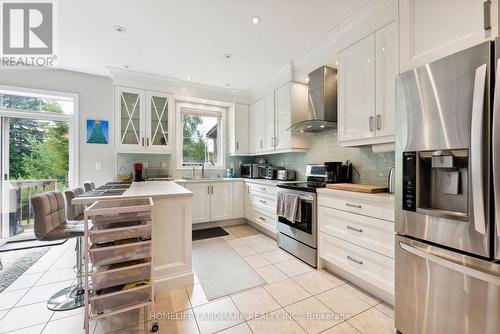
83;181;95;192
31;191;85;311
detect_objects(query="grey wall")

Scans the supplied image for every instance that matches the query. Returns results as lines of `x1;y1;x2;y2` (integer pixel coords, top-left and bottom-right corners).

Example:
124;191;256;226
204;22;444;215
0;68;115;186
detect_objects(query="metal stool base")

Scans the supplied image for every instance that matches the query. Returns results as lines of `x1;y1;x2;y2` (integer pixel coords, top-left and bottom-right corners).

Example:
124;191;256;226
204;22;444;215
47;285;84;311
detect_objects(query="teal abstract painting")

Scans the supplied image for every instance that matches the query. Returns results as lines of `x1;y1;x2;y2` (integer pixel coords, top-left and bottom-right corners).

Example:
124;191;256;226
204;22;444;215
87;119;109;144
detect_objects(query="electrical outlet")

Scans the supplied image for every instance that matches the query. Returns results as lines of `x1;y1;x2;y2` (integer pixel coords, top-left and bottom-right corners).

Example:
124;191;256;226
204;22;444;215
281;161;285;167
143;162;149;169
95;161;102;170
161;162;167;168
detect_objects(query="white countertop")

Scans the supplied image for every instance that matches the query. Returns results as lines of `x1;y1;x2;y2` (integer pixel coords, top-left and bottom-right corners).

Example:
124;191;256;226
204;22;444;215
175;177;302;186
317;187;394;202
73;181;192;205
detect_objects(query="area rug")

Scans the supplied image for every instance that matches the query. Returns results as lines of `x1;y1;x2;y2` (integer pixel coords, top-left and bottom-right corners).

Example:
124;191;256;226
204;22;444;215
192;239;265;300
0;247;50;292
192;227;229;241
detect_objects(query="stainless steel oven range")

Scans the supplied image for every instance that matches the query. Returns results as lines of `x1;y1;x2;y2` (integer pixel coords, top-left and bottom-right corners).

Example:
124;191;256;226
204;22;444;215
276;164;326;267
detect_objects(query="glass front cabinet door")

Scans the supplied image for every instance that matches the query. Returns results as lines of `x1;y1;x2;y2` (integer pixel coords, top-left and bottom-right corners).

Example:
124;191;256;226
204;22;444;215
114;86;173;153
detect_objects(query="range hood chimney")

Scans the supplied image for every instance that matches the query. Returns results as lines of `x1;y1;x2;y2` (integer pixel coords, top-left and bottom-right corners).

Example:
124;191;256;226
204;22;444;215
289;66;337;133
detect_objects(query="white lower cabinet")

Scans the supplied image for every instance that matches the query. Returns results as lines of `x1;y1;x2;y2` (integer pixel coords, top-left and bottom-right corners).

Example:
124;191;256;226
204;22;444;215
244;181;278;235
318;189;395;303
184;181;243;224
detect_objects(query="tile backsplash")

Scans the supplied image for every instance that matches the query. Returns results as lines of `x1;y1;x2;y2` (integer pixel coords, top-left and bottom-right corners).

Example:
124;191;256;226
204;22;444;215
117;130;394;185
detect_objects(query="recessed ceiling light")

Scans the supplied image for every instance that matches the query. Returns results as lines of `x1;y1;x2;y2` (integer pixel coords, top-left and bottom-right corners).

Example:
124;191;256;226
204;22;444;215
113;25;126;32
224;54;233;60
251;16;261;24
187;76;192;80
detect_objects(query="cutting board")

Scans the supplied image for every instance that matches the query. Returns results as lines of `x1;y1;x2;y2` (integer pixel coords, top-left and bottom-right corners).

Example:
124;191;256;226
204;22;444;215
326;183;388;193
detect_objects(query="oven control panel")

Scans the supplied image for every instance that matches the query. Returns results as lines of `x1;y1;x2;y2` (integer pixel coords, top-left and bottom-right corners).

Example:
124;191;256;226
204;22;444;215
402;152;416;212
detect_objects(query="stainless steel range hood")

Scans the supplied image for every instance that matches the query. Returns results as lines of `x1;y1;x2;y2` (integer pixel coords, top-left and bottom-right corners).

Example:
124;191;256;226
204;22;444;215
289;66;337;133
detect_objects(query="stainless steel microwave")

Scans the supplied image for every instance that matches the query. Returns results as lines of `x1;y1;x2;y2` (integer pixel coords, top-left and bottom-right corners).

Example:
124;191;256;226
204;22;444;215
240;164;260;178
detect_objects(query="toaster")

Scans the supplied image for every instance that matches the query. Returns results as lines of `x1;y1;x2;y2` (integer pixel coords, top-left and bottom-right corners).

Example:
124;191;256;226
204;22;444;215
276;169;296;181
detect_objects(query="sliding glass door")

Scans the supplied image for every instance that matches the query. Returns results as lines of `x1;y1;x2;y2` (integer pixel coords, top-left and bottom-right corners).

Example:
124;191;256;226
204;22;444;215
0;88;77;243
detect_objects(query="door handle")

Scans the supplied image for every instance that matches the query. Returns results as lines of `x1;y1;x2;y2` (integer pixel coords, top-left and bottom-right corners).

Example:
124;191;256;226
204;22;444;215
494;60;500;237
347;225;363;233
368;116;375;131
470;63;487;234
346;255;363;265
236;142;239;150
399;241;500;285
376;115;381;130
345;203;362;209
484;0;492;30
146;138;149;146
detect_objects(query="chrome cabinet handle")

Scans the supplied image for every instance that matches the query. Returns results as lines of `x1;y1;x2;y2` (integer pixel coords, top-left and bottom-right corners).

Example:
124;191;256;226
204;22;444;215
376;115;381;130
259;199;267;204
141;137;145;146
236;142;239;150
347;255;363;265
368;116;375;131
147;137;150;146
260;187;266;191
347;225;363;233
470;63;487;234
211;185;214;194
259;216;266;221
484;0;492;30
493;60;500;237
208;185;210;194
345;203;362;209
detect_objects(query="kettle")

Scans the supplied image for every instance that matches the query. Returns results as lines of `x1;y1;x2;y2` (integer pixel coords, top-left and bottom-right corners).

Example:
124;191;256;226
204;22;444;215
388;167;395;194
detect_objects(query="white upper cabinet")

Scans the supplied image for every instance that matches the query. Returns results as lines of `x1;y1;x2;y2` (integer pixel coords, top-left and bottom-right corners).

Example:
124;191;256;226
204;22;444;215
248;82;310;155
115;86;174;153
338;21;396;147
399;0;497;73
274;82;309;152
228;104;249;156
338;34;376;143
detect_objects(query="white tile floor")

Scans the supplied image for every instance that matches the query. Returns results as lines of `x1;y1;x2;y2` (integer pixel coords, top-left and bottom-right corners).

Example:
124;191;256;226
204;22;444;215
0;224;395;333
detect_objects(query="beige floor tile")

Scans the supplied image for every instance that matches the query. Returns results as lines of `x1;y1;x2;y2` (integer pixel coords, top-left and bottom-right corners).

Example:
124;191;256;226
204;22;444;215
3;324;46;334
340;284;381;306
255;265;287;284
23;260;54;275
248;241;278;253
225;239;246;249
274;259;313;277
50;256;77;270
247;309;306;334
316;287;371;318
285;297;344;334
0;301;54;332
156;288;191;313
0;309;7;320
241;235;271;245
216;322;253;334
318;270;347;286
232;245;257;257
264;279;311;306
375;302;394;319
35;268;76;286
292;271;338;295
0;289;28;310
260;249;294;264
4;273;43;292
230;287;280;320
186;284;209;307
41;312;96;334
322;322;361;334
17;280;73;307
194;298;243;334
243;254;271;269
156;309;200;334
348;308;394;334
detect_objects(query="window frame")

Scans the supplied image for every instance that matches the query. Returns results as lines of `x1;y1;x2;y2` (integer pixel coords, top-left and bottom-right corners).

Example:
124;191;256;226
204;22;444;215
0;84;79;188
176;102;226;170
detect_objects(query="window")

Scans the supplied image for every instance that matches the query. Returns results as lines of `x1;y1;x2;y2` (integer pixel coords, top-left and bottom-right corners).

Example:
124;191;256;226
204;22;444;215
177;103;225;169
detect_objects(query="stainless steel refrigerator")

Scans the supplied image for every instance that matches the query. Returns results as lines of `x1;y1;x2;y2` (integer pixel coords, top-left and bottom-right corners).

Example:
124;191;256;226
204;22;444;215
395;40;500;334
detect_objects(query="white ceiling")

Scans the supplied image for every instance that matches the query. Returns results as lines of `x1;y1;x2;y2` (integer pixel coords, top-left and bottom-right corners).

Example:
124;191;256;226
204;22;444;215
57;0;370;91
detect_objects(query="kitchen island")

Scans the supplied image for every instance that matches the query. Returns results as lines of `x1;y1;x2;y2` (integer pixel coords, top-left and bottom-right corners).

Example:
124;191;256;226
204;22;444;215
73;181;193;293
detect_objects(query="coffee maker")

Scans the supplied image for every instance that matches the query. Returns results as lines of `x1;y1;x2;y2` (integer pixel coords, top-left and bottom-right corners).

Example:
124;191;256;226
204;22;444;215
133;163;144;182
324;161;353;183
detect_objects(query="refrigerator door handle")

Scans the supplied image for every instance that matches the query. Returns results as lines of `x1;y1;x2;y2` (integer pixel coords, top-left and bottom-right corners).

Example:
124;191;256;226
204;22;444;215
493;59;500;237
470;63;488;235
399;241;500;286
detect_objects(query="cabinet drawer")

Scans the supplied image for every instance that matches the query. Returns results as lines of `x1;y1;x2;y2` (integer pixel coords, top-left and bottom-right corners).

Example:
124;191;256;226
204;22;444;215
319;232;394;296
318;206;394;258
248;183;277;195
253;208;277;233
318;193;394;221
251;192;276;214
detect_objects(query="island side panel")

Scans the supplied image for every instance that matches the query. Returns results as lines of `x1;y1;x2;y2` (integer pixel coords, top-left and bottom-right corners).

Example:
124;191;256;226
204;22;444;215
152;195;193;293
